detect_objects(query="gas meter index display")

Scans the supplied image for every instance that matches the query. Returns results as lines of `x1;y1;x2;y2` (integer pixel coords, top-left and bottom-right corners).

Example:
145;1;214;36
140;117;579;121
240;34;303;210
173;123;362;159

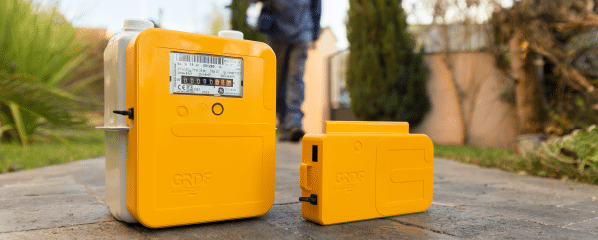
170;52;243;97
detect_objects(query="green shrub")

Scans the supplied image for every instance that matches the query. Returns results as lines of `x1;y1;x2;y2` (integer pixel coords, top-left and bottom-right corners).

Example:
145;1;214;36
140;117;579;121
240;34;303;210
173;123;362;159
346;0;429;125
0;0;91;145
0;73;84;128
528;125;598;183
436;126;598;185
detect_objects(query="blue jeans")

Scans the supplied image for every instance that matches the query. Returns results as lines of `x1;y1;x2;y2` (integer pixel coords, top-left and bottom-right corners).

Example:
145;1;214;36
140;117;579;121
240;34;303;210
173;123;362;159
268;39;308;130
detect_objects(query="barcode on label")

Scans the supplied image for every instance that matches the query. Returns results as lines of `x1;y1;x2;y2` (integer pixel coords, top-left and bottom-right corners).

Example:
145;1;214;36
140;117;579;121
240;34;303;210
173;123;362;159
178;54;223;65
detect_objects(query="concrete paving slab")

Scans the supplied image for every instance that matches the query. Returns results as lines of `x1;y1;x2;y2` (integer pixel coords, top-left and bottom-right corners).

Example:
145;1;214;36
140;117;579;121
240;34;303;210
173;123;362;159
0;166;112;233
274;166;302;204
563;216;598;233
0;221;145;240
0;158;105;182
433;159;598;208
433;185;589;207
446;215;597;239
262;203;457;240
479;189;586;206
139;215;306;239
0;141;597;239
391;204;496;231
296;218;456;240
100;203;454;239
563;200;598;213
435;160;598;201
274;142;303;205
0;193;112;232
465;201;598;228
0;175;84;199
86;185;107;203
393;204;597;239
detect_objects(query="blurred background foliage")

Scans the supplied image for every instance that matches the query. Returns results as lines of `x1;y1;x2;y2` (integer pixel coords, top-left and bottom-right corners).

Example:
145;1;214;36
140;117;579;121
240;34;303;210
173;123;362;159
0;0;101;146
345;0;429;125
492;0;598;136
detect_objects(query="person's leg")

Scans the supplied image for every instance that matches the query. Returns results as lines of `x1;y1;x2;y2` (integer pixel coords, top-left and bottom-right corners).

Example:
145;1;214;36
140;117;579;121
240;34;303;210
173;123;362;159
281;41;308;139
267;38;291;128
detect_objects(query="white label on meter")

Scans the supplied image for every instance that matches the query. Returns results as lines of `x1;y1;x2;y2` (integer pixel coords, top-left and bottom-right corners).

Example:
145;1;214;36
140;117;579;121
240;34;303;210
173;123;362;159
170;52;243;97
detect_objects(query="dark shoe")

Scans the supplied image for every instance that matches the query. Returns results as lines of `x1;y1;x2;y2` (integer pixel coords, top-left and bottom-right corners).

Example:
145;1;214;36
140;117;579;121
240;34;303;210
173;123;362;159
279;126;305;142
289;127;305;142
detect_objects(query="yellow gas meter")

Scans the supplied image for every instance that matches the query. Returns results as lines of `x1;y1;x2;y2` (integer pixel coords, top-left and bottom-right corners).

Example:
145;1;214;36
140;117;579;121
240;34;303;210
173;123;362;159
116;28;275;228
299;121;433;225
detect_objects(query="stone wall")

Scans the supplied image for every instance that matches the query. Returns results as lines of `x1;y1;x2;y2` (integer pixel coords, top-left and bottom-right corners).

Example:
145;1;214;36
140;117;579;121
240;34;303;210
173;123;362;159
412;53;519;150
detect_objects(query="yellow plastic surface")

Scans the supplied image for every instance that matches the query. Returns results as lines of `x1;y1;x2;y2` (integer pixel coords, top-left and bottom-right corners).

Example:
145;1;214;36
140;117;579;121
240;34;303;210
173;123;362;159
125;28;276;228
300;121;433;225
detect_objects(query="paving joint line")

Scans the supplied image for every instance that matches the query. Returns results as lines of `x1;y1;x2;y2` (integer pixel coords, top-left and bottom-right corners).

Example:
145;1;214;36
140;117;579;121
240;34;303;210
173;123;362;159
274;202;300;206
431;202;463;208
450;202;598;234
564;216;598;228
389;218;462;238
0;220;116;234
562;206;598;214
429;203;596;234
137;231;153;240
485;212;582;230
246;215;313;239
452;203;569;229
67;173;105;205
458;200;598;230
561;223;598;235
473;199;582;210
0;192;94;201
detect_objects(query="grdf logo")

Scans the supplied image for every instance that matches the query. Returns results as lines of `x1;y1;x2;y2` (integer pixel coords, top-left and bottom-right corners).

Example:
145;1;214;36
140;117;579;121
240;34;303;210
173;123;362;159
173;173;212;187
336;171;365;184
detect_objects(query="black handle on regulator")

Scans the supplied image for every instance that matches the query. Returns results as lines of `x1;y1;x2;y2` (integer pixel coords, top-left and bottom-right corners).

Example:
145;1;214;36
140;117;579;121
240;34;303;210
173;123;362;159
113;108;134;120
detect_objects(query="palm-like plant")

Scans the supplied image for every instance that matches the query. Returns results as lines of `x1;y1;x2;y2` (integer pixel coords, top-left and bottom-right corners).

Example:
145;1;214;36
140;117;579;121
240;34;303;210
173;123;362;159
0;73;84;142
0;0;95;145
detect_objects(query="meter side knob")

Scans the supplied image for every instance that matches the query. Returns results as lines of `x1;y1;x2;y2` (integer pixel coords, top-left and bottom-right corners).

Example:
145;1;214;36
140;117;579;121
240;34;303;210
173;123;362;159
113;108;134;120
299;194;318;205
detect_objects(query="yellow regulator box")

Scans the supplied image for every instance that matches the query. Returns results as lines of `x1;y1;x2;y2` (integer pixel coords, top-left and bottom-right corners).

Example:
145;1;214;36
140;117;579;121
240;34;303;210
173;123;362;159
117;28;275;228
299;121;434;225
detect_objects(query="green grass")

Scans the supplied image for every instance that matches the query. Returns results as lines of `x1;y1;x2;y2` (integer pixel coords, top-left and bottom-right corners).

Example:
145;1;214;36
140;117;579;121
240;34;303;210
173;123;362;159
435;142;598;184
435;143;522;171
2;127;596;185
0;129;104;172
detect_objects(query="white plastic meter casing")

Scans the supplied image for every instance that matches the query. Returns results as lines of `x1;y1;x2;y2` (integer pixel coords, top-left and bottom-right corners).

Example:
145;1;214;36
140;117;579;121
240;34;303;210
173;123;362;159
218;30;244;39
98;19;153;223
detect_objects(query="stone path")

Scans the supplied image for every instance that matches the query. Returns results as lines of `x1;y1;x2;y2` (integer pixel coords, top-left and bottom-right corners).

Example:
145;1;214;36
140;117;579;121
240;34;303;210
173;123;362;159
0;141;597;239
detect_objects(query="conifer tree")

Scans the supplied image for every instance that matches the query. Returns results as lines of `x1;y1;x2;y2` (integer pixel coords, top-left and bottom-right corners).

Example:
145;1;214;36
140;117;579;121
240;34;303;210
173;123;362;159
230;0;265;42
346;0;429;125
